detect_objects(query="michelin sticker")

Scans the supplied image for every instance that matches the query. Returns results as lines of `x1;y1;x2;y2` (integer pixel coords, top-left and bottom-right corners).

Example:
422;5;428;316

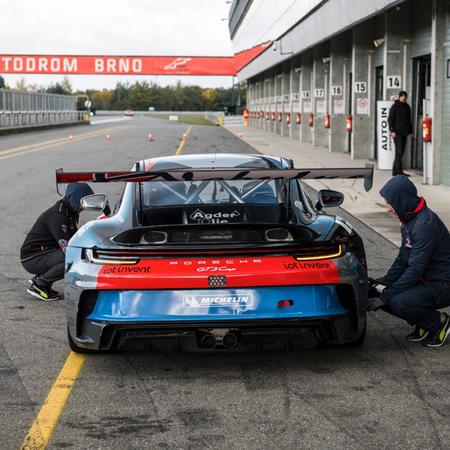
183;293;254;308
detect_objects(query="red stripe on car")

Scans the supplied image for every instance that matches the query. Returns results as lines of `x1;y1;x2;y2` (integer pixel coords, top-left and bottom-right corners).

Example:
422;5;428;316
96;256;340;290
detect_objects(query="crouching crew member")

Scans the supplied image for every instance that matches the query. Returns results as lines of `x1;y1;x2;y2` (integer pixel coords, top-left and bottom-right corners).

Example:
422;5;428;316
20;183;94;301
367;175;450;347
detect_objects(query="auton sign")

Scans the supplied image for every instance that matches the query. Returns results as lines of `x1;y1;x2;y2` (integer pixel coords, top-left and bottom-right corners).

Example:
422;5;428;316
0;44;270;76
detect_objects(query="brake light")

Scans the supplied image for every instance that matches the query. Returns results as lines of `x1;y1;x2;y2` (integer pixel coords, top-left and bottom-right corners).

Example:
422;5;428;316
293;244;343;261
84;249;139;265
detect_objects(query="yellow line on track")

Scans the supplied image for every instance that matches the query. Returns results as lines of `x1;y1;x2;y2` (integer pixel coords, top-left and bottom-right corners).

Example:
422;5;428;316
20;352;86;450
19;131;189;450
0;124;134;161
175;125;192;155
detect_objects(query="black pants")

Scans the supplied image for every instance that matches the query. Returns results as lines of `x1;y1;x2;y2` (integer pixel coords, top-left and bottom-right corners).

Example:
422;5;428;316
388;282;450;332
22;249;65;287
393;135;407;176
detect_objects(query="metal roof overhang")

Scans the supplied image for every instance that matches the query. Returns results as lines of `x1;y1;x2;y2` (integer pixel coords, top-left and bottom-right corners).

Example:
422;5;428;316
236;0;406;81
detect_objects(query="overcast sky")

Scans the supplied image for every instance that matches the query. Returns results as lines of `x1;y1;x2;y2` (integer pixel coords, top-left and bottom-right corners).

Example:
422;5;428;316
0;0;234;90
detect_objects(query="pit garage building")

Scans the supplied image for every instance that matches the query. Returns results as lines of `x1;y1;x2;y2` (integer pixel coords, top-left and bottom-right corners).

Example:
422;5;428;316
229;0;450;186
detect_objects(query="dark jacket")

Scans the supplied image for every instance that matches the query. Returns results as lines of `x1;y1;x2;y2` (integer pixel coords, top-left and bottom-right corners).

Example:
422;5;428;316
20;200;79;261
388;100;413;135
20;183;93;262
378;176;450;301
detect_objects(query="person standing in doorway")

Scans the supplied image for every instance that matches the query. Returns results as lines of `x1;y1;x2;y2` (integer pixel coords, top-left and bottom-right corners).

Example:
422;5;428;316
388;91;413;176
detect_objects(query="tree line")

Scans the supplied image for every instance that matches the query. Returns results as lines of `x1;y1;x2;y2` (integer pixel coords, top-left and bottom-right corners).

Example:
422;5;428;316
0;75;246;112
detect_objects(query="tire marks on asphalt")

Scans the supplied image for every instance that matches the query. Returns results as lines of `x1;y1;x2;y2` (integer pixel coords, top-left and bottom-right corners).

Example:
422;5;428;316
0;124;134;161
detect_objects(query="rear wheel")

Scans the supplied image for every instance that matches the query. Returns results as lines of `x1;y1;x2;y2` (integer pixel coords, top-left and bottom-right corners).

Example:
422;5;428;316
342;322;366;347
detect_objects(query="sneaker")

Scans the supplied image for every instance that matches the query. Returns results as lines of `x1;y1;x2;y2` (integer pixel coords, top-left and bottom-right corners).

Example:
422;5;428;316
406;326;430;342
26;283;61;301
423;314;450;348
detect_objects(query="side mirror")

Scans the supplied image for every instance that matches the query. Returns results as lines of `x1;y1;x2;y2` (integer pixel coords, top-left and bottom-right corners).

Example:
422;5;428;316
81;194;107;211
316;189;344;211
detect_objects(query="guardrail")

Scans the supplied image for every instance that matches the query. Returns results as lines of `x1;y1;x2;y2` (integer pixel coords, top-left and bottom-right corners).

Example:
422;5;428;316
0;111;89;130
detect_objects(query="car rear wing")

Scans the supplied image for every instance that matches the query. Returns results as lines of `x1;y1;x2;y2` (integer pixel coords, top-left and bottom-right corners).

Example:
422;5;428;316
56;164;374;194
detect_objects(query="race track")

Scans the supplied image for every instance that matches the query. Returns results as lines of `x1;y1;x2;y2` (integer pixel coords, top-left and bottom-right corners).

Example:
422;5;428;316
0;116;449;449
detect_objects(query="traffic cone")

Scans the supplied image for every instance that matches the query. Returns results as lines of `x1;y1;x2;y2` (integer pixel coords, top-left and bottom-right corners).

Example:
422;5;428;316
182;132;187;140
105;134;111;140
238;132;243;139
68;134;73;141
147;133;154;141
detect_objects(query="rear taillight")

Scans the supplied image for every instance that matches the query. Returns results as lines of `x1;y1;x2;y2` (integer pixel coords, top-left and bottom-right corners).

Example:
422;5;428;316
293;244;343;261
84;249;139;265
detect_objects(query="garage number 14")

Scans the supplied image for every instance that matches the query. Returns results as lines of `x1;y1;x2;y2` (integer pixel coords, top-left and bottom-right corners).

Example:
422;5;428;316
387;75;402;89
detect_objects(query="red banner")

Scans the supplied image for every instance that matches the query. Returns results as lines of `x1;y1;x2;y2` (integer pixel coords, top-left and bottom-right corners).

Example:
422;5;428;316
0;43;270;76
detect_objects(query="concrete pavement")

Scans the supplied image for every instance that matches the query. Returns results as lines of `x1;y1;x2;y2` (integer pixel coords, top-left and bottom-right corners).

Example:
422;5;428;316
225;124;450;247
1;117;450;449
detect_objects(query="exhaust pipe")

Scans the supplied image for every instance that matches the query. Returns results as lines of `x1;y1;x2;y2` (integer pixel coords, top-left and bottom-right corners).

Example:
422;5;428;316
200;334;217;349
198;329;240;349
222;332;238;349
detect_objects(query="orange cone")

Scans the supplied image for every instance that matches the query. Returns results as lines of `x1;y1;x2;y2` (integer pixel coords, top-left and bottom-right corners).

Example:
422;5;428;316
147;133;154;141
105;134;111;140
238;132;243;139
68;134;73;141
182;132;187;140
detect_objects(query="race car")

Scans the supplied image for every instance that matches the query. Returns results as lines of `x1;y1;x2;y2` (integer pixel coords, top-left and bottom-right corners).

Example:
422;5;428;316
57;154;373;353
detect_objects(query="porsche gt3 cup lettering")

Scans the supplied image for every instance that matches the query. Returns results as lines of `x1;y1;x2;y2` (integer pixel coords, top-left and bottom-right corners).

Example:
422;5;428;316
183;294;254;307
169;259;262;266
197;266;236;272
96;256;340;290
190;209;240;224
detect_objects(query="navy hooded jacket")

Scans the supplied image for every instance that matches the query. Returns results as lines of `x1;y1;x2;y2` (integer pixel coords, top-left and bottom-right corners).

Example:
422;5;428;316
20;183;93;261
65;183;94;212
379;175;450;301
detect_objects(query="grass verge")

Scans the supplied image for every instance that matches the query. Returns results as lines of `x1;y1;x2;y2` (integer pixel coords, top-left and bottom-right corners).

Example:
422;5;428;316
148;114;215;126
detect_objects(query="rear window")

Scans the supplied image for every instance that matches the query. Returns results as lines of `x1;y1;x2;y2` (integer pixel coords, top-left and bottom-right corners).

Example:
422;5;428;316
141;179;286;207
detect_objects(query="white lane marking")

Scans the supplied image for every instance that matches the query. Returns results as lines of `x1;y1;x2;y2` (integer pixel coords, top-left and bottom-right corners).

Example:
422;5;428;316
91;117;133;125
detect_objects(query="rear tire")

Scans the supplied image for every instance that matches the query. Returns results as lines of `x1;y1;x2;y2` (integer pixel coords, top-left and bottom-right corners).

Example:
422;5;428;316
342;323;366;348
67;327;99;354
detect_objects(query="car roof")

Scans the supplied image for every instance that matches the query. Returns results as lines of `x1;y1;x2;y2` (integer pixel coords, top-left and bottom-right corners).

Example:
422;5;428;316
141;153;291;171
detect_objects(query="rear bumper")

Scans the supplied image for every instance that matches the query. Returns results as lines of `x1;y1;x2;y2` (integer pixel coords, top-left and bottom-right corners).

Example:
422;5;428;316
72;313;366;352
69;283;366;351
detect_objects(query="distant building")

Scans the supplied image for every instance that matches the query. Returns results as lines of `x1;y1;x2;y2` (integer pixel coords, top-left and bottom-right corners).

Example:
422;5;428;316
229;0;449;186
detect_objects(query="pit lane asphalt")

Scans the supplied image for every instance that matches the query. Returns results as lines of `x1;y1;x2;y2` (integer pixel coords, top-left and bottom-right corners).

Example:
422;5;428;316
1;116;449;449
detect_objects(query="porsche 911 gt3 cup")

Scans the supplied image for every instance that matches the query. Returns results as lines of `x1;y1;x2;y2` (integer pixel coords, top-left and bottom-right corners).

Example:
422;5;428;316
58;154;373;352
